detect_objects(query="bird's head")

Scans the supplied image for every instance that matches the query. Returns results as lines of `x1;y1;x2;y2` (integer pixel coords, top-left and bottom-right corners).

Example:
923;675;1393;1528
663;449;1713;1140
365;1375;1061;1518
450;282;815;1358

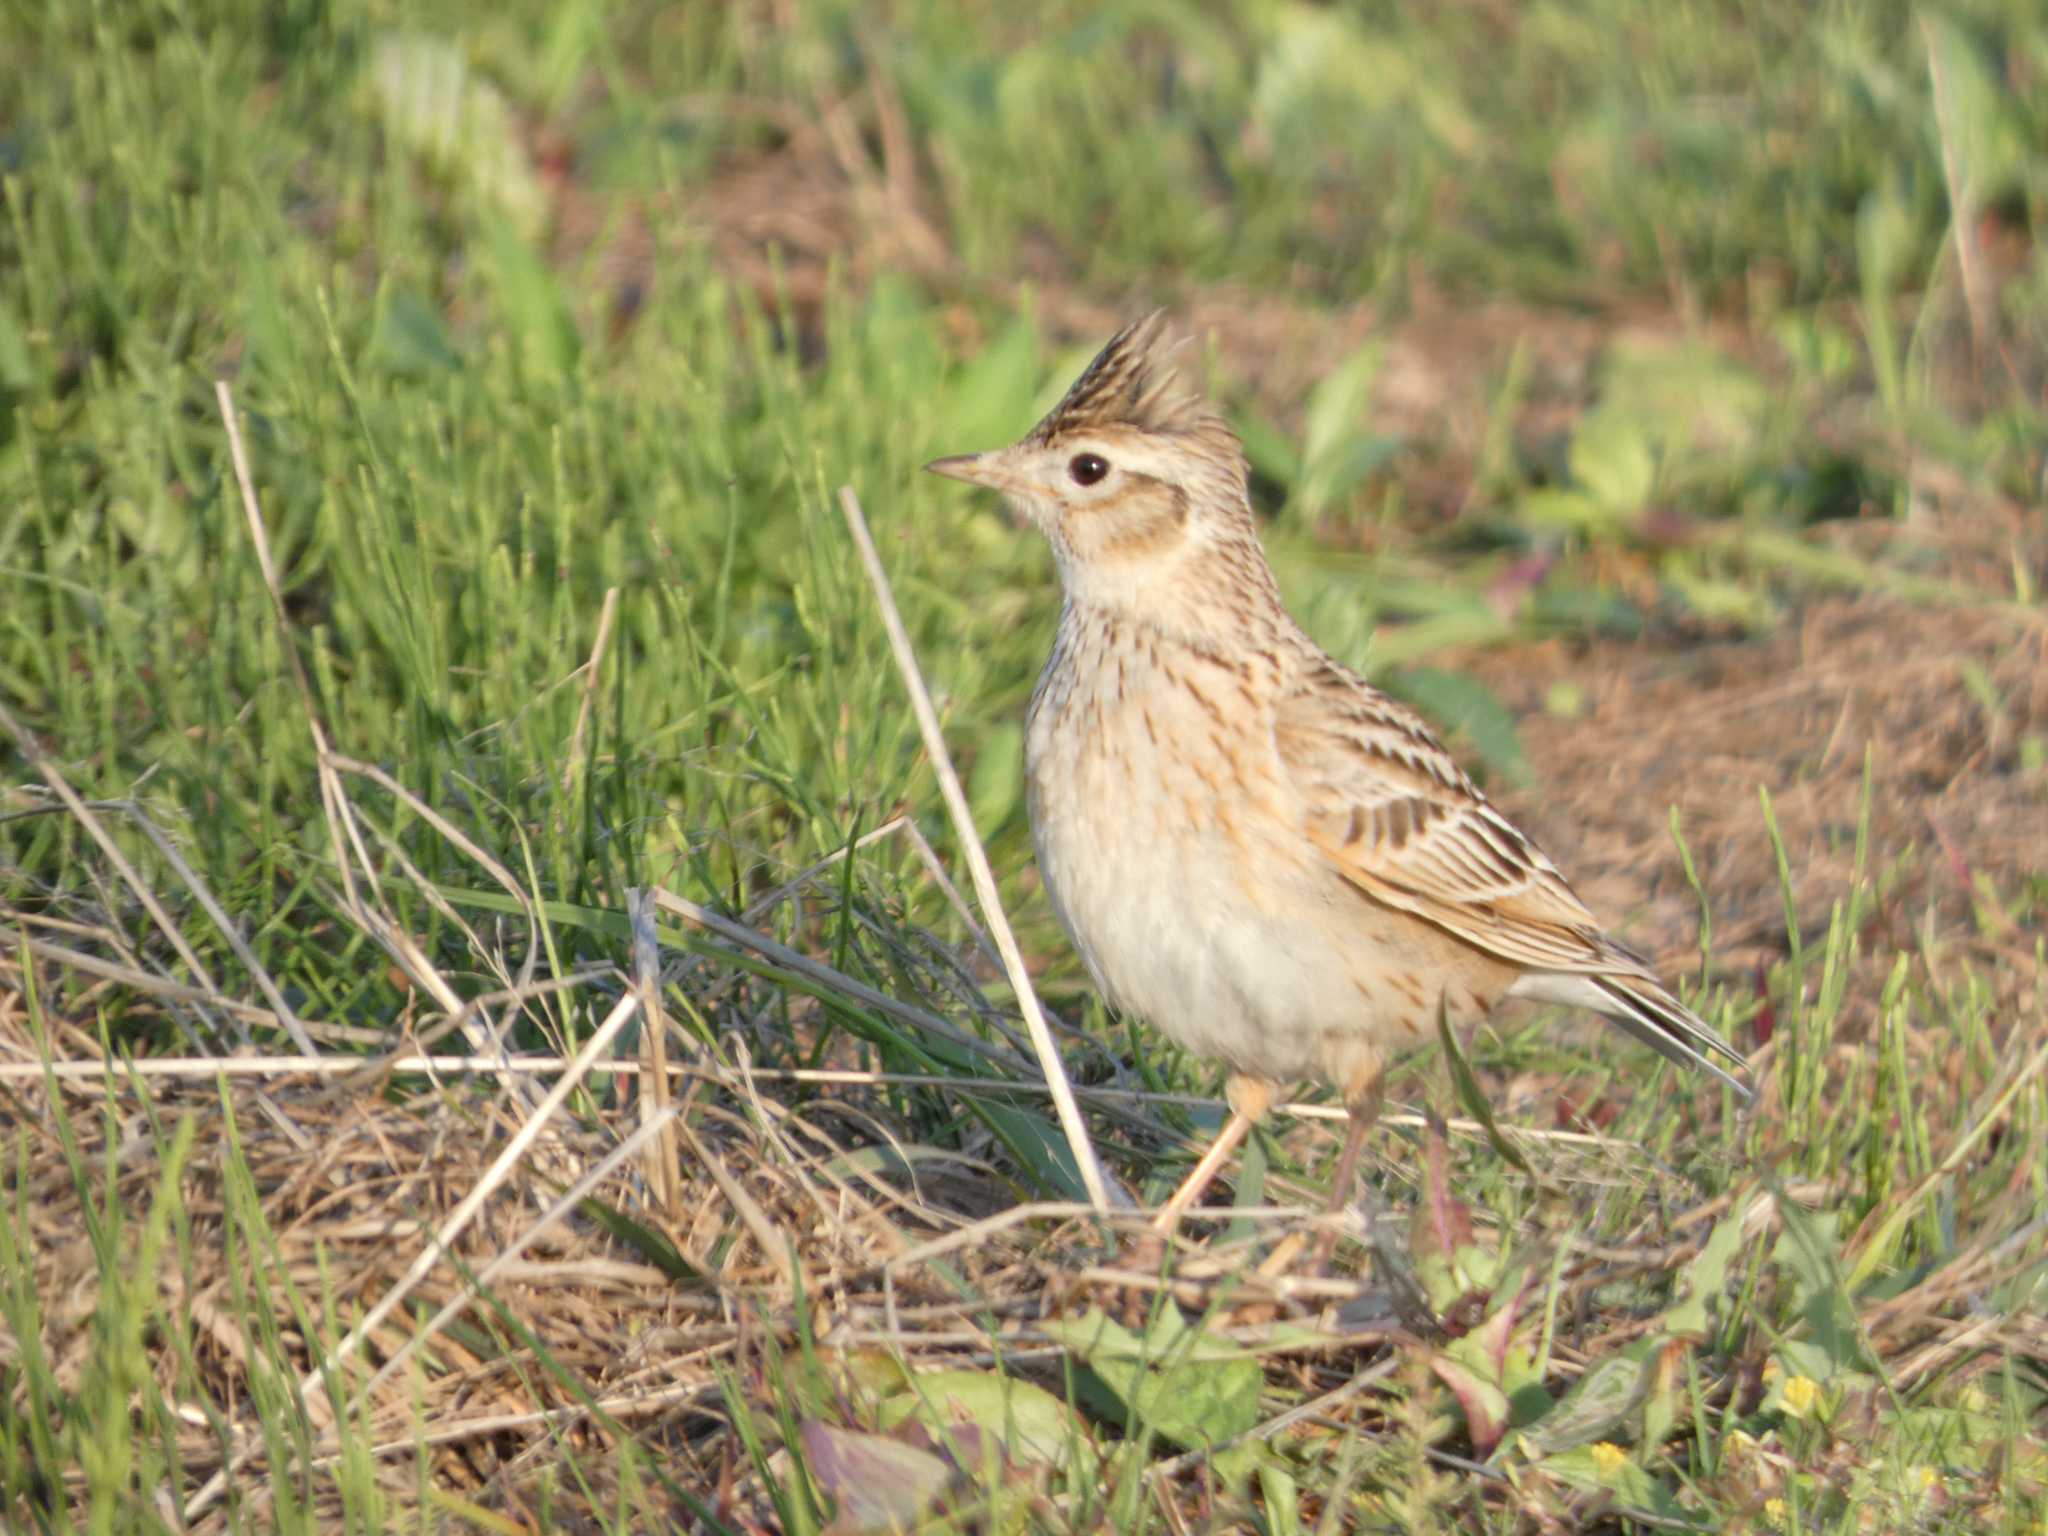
925;313;1262;616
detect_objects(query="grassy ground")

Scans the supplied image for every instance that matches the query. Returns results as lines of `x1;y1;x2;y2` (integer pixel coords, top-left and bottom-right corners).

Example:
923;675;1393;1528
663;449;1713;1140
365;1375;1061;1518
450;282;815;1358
3;0;2046;1530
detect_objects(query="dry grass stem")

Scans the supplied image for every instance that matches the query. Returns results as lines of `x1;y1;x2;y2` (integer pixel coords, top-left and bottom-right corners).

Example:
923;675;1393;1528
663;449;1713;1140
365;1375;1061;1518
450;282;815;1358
561;583;620;796
837;482;1113;1212
629;887;682;1215
0;320;2027;1536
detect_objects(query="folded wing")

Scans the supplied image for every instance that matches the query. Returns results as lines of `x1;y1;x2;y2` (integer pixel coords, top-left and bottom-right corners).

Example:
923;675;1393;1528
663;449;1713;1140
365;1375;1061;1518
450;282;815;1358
1274;665;1750;1098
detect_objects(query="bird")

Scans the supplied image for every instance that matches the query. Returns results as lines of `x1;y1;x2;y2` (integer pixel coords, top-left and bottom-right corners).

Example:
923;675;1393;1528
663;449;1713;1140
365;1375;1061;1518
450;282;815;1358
925;312;1750;1245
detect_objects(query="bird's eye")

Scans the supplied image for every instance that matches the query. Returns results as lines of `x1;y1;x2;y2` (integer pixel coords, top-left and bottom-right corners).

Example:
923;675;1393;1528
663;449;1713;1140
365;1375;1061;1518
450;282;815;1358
1068;453;1109;486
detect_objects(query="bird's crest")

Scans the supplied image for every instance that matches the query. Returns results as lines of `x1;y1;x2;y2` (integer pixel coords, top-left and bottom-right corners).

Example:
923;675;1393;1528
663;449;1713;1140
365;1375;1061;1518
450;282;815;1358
1026;311;1217;446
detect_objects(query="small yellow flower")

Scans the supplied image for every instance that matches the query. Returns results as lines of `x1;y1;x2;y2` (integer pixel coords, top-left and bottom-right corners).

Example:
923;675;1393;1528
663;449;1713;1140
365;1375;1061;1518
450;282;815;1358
1764;1497;1789;1528
1914;1465;1937;1494
1780;1374;1821;1419
1590;1441;1628;1477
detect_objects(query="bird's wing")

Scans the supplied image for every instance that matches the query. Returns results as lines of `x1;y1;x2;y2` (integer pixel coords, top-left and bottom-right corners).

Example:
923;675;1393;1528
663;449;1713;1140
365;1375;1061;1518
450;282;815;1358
1272;662;1622;973
1272;661;1750;1091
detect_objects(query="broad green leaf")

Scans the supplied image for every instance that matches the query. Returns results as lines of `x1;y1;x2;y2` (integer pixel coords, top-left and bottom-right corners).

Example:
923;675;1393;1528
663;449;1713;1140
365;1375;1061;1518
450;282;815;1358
1408;1113;1504;1312
1432;1351;1512;1454
1138;1300;1251;1365
1920;15;2016;189
1517;487;1612;532
1771;311;1859;382
1258;1458;1301;1535
1355;608;1515;669
1456;1267;1531;1382
878;1368;1094;1475
1531;1443;1676;1517
1569;412;1656;513
838;1350;914;1400
1660;562;1775;627
1122;1349;1263;1451
1253;6;1479;155
1524;1339;1660;1452
1041;1305;1147;1364
1597;340;1767;456
1297;341;1385;518
1856;180;1915;415
1043;1305;1264;1451
1526;583;1644;637
370;32;547;236
534;0;604;108
1235;407;1303;489
1640;1339;1684;1453
1662;1201;1745;1339
1042;1303;1251;1369
941;315;1041;450
861;273;946;400
1769;1189;1871;1379
1310;433;1403;515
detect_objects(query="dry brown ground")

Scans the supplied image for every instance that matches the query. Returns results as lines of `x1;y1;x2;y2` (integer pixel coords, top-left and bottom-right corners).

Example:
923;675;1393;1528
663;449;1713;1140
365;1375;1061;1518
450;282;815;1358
1473;591;2048;981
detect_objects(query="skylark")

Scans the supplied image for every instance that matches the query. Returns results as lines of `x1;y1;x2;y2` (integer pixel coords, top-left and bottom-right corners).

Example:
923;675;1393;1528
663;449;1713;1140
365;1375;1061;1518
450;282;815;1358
927;313;1750;1236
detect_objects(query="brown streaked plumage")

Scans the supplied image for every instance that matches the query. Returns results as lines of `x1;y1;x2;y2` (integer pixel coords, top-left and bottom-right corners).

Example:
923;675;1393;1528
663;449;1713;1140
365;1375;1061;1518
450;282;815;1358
927;313;1749;1243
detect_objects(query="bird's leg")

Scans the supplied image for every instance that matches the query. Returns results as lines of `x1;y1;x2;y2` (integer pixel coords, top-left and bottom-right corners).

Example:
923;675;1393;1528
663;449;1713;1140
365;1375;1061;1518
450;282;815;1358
1319;1069;1434;1330
1327;1073;1386;1213
1150;1073;1274;1237
1255;1049;1387;1280
1311;1075;1385;1269
1310;1056;1392;1277
1120;1075;1272;1306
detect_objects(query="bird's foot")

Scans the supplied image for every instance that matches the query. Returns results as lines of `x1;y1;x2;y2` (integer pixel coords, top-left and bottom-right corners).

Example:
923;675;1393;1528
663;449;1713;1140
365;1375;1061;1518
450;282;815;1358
1253;1186;1440;1336
1347;1184;1439;1335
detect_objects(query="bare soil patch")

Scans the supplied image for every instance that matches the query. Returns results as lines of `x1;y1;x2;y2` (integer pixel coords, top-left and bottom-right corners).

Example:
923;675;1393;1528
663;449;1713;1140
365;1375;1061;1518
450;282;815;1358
1462;592;2047;1021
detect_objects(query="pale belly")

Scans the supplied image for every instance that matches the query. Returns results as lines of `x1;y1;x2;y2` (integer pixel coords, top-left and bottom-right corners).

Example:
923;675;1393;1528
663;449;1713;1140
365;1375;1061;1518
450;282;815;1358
1024;672;1477;1090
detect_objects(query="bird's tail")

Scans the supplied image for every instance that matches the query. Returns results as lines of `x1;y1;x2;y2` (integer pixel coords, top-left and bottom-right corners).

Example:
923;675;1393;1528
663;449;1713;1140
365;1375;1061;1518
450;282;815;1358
1509;968;1752;1100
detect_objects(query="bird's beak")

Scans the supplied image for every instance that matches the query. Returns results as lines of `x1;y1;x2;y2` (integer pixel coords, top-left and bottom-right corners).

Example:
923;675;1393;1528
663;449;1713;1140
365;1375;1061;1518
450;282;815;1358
925;449;1039;529
929;450;1040;499
923;452;1008;490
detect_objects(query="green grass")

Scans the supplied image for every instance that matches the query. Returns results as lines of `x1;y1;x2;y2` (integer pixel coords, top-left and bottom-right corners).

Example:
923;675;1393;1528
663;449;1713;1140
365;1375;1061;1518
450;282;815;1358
3;0;2046;1530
